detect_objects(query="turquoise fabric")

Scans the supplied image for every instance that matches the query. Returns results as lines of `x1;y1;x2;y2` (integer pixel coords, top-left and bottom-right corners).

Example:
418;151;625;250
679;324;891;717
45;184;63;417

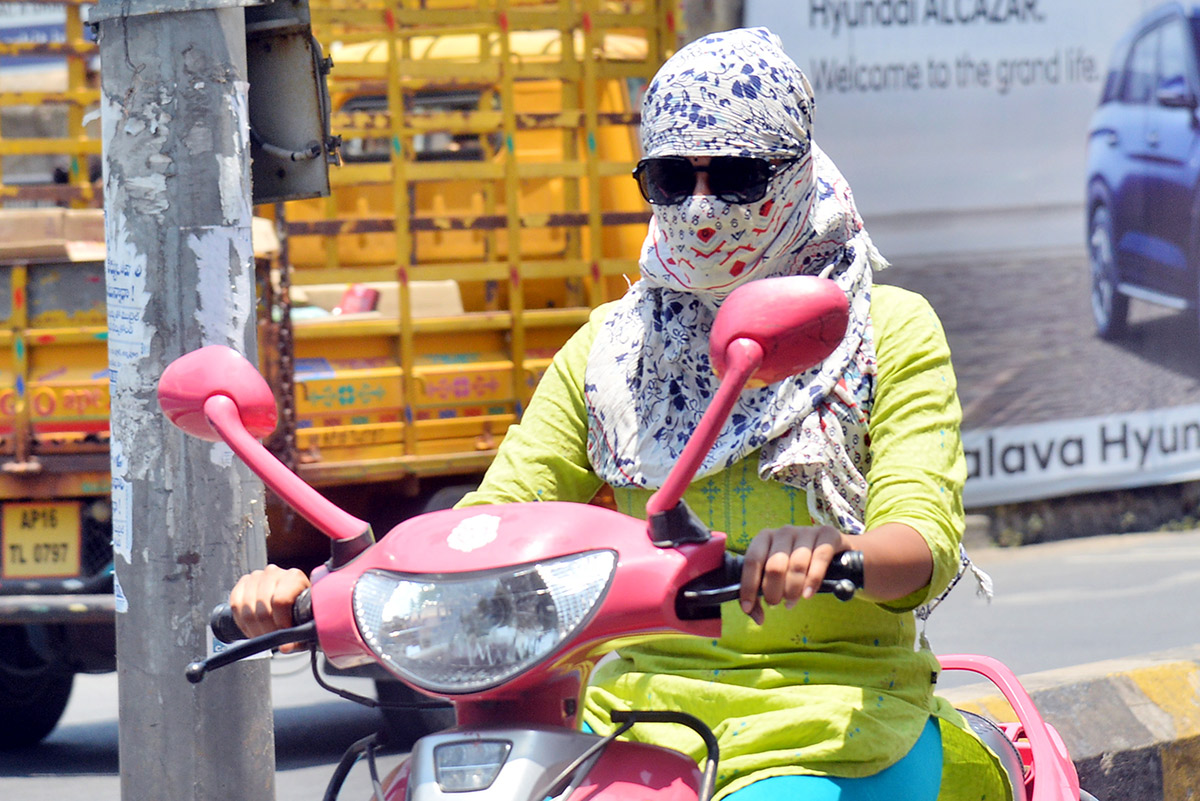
727;717;941;801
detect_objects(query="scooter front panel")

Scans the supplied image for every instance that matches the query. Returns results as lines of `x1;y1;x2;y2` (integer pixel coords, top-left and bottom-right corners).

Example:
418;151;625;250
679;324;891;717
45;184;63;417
403;726;700;801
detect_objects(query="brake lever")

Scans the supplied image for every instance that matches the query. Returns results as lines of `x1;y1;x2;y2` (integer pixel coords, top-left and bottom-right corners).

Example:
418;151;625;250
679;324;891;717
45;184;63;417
185;622;317;684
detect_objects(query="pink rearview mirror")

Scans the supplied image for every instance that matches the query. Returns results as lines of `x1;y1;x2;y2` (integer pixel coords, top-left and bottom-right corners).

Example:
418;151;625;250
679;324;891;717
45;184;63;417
158;345;369;544
157;345;278;441
710;276;849;382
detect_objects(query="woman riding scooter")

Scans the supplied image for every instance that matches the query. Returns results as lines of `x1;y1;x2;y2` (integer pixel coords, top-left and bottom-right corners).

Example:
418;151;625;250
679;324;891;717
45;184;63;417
232;27;1013;801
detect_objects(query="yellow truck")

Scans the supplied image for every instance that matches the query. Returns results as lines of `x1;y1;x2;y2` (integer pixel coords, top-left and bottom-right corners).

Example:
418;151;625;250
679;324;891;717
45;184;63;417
0;0;674;747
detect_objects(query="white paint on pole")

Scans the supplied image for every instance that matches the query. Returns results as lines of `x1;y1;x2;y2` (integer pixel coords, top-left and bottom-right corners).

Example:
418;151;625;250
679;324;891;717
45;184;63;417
105;198;159;572
190;227;254;346
108;84;173;215
219;84;251;224
190;83;253;352
105;209;162;484
113;570;129;613
219;154;250;222
101;84;165;454
209;441;235;468
110;438;133;565
105;211;153;371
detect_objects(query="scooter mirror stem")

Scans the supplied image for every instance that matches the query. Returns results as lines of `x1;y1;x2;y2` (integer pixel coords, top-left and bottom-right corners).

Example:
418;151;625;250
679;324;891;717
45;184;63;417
648;498;712;547
159;345;374;550
643;276;848;546
203;394;373;544
644;338;763;534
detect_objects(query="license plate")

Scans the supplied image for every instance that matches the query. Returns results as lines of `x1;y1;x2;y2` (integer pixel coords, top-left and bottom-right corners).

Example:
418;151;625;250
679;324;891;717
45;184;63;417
2;502;82;579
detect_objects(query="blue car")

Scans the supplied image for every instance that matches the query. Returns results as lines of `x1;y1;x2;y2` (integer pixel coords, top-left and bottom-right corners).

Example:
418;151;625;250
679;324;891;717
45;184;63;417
1086;3;1200;340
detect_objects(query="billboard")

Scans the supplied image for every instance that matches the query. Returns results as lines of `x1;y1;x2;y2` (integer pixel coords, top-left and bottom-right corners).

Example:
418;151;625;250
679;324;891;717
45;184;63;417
0;3;67;72
745;1;1200;506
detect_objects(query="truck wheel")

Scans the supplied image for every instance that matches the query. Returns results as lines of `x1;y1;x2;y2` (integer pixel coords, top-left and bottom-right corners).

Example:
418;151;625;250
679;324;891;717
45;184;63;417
375;679;455;750
0;627;75;749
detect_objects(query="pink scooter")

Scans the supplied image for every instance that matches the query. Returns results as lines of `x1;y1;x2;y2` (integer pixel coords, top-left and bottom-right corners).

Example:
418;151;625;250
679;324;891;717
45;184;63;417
160;275;1093;801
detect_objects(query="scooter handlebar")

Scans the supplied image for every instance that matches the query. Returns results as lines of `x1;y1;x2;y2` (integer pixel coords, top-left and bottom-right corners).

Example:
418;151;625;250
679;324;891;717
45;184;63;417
209;588;314;645
677;550;864;620
819;550;864;601
185;590;317;684
210;603;248;644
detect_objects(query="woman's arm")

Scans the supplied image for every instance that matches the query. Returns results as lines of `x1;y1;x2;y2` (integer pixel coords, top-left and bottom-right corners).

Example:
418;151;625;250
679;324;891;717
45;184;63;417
738;286;964;619
737;521;932;623
863;285;967;610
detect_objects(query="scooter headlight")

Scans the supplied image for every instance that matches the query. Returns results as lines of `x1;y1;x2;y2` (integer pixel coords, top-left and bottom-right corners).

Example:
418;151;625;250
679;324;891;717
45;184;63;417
352;550;616;693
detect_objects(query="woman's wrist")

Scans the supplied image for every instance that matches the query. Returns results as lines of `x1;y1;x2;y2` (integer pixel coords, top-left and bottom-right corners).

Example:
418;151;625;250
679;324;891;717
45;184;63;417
854;522;934;602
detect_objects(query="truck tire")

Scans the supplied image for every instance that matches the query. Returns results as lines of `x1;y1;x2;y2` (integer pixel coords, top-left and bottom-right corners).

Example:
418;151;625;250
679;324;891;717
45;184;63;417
0;627;75;749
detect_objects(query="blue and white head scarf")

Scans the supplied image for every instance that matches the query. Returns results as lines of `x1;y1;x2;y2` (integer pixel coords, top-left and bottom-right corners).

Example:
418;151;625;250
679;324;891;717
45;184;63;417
584;27;888;532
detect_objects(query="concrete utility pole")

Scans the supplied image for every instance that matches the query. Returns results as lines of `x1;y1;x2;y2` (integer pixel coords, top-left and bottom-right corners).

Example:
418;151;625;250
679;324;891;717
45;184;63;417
93;2;275;798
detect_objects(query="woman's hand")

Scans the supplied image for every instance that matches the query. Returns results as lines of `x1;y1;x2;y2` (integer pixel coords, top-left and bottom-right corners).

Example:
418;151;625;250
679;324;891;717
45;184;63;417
739;525;850;625
738;522;936;623
228;564;312;639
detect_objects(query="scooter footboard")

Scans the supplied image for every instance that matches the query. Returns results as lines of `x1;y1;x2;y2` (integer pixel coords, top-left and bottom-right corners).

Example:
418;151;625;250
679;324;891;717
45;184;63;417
393;728;703;801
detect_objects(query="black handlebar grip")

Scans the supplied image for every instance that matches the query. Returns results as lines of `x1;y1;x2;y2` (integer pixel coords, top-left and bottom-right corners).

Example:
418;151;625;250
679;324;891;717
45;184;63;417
292;588;313;626
825;550;864;585
821;550;864;600
210;587;313;645
210;602;248;644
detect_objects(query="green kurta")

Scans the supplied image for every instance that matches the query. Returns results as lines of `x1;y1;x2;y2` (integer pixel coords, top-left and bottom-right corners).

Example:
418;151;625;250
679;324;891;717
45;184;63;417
458;284;1011;801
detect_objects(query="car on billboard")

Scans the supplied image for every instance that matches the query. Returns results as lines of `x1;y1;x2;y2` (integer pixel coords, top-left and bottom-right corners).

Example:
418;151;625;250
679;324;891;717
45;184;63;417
1085;2;1200;340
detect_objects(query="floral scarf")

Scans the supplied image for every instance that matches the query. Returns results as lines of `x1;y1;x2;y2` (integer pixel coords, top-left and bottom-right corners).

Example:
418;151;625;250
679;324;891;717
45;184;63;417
584;28;889;532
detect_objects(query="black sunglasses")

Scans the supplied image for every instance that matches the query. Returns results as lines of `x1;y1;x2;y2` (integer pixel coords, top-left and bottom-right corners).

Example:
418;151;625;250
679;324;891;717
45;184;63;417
632;156;796;206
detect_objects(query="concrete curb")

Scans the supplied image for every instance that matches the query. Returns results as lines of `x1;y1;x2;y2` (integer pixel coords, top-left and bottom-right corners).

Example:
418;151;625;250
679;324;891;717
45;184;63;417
940;645;1200;801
